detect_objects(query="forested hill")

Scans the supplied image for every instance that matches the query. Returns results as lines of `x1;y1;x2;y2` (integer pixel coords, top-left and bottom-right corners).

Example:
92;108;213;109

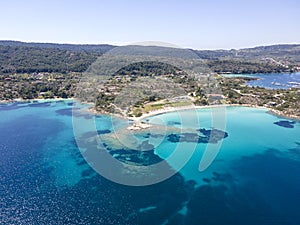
0;45;101;74
0;41;117;74
0;40;115;53
194;44;300;62
0;40;299;75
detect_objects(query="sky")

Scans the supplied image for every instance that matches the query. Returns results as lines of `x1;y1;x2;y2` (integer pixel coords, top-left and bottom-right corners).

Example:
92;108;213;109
0;0;299;50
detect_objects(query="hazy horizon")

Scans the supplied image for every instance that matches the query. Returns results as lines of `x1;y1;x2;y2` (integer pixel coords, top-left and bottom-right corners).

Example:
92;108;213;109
1;0;299;50
1;39;300;51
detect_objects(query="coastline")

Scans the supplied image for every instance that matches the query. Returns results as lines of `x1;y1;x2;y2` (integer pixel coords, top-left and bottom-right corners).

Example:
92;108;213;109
1;97;299;122
130;104;300;122
86;102;300;130
89;103;300;130
267;108;300;122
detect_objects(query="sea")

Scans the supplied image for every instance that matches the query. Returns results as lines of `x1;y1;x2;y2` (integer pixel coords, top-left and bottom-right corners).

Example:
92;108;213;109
0;100;300;225
222;72;300;89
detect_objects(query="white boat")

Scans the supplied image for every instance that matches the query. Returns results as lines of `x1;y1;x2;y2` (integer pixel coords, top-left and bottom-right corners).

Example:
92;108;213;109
271;82;284;86
288;81;300;85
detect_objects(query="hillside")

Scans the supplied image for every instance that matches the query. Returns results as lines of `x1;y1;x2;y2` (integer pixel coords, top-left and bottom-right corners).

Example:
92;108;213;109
0;41;299;75
194;44;300;61
0;40;115;53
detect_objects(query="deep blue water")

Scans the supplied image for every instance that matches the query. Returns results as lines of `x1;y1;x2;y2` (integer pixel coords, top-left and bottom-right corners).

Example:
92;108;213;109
222;72;300;89
0;100;300;224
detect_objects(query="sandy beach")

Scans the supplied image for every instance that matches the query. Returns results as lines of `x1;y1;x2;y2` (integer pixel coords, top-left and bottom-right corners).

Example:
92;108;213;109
1;97;299;122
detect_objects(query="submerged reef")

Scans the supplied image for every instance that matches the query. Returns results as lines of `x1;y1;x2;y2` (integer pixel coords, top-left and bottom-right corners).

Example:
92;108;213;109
167;128;228;144
109;148;163;166
274;120;296;128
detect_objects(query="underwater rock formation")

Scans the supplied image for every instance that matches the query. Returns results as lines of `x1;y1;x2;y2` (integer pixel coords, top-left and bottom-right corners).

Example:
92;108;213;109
167;128;228;144
274;120;296;128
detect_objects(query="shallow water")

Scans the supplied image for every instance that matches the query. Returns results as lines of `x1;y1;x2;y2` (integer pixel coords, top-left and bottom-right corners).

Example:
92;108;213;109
0;101;300;224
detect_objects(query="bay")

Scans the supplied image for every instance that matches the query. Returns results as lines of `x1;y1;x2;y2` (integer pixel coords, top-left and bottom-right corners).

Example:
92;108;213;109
0;100;299;224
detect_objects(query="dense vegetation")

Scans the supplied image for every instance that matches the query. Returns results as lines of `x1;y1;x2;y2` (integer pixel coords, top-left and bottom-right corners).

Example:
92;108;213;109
196;44;300;74
0;41;299;75
0;45;99;74
0;40;114;53
207;59;293;74
194;44;300;62
0;73;80;100
116;61;180;76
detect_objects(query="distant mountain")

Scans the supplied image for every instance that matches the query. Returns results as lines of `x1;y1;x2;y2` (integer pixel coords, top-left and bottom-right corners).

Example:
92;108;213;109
0;45;100;74
0;40;299;74
194;44;300;62
0;40;115;53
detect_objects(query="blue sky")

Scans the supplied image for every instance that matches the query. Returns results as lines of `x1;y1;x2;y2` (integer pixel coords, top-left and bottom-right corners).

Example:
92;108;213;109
0;0;299;49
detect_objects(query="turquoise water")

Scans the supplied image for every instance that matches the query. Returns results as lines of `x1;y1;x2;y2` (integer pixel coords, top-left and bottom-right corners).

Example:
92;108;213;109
148;107;300;185
222;72;300;89
0;100;300;224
